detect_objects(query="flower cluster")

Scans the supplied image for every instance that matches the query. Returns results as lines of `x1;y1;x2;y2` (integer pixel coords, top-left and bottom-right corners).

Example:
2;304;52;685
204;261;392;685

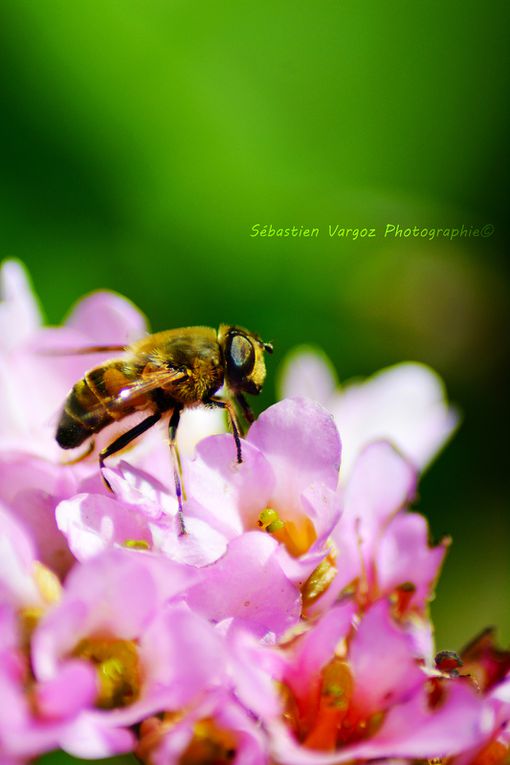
1;260;509;765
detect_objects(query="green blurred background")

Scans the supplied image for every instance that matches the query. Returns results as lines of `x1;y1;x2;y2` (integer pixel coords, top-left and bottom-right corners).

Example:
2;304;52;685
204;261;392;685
1;0;508;665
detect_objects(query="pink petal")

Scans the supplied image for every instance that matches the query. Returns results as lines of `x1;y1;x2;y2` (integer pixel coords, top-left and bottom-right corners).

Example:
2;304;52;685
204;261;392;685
0;605;19;653
349;600;424;717
248;398;341;520
0;260;41;350
183;434;275;536
139;602;227;708
153;515;227;566
279;348;337;405
285;601;356;703
226;625;284;720
32;549;198;680
0;454;78;576
332;362;459;476
187;532;301;637
377;512;448;609
274;484;342;587
58;714;135;759
84;602;229;729
175;406;226;458
275;544;332;590
300;483;342;550
349;681;491;760
56;492;153;561
0;506;40;607
342;442;416;531
309;443;416;615
0;667;64;758
212;695;269;765
268;681;488;764
36;660;98;720
65;290;147;345
102;460;174;519
150;691;268;765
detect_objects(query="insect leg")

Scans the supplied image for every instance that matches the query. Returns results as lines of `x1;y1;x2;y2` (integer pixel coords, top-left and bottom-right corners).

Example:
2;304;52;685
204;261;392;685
99;413;161;489
206;397;243;463
235;392;255;426
168;407;186;536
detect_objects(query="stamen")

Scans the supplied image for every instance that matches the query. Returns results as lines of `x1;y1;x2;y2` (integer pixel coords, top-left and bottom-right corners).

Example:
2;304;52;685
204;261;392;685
257;508;282;531
302;542;338;609
257;508;317;557
18;607;44;648
123;539;151;550
33;561;62;605
73;637;141;709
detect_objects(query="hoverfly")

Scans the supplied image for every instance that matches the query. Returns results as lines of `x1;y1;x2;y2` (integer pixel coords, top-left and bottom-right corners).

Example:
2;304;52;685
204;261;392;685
55;325;273;533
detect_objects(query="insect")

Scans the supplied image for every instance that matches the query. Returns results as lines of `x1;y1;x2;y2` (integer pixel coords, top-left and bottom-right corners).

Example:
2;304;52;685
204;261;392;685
55;325;273;534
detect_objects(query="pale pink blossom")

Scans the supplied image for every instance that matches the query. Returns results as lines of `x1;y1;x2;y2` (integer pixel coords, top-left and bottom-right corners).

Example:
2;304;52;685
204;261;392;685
280;347;459;477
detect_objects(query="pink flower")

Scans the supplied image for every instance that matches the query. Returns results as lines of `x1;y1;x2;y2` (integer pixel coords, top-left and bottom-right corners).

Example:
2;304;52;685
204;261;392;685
0;260;498;765
305;442;448;633
0;453;77;577
137;690;268;765
184;397;342;583
280;348;458;477
0;507;96;760
266;600;489;762
55;463;302;637
30;549;199;757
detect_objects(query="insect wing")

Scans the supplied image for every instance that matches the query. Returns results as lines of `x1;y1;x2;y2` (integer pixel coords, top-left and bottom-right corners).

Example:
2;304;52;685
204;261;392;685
80;366;187;421
38;344;127;356
112;367;187;409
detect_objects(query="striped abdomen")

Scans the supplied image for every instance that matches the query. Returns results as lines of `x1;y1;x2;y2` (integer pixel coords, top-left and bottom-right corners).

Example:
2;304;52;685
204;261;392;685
56;361;144;449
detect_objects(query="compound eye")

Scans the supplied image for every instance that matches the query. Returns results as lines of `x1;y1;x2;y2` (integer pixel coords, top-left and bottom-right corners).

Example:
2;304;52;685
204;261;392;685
229;334;255;375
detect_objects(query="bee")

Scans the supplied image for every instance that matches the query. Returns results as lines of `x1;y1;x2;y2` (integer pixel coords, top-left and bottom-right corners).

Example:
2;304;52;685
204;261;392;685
55;325;273;534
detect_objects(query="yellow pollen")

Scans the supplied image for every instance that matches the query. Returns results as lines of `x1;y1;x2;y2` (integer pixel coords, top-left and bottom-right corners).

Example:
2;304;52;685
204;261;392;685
179;718;237;765
123;539;151;550
257;508;282;530
73;637;141;709
257;508;317;557
266;519;285;533
33;561;62;605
